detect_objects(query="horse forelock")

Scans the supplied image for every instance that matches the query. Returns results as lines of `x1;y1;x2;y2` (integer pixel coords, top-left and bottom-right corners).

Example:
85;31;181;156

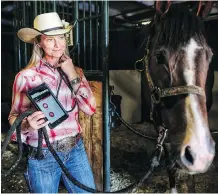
154;3;205;51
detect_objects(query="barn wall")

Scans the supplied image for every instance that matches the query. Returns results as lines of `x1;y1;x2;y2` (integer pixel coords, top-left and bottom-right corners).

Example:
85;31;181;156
109;70;141;123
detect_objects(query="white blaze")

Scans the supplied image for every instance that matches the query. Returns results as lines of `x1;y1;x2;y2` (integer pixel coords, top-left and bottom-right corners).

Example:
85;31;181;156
181;38;212;172
183;38;202;85
183;38;205;130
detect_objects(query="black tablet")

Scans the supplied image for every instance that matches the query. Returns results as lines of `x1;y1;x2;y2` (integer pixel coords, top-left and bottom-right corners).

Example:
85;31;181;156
26;83;69;129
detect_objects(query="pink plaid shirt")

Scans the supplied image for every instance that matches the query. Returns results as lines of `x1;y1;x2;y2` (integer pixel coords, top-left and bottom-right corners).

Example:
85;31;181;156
8;60;96;147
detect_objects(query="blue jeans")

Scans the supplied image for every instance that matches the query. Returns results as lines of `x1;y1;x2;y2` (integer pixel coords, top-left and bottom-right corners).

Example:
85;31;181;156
24;138;96;193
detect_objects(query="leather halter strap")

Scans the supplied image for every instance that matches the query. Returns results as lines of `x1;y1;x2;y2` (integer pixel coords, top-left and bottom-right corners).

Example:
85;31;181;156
145;51;205;100
143;49;206;121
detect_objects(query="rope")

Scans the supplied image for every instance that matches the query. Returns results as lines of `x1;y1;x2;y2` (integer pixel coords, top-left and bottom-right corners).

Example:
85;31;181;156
1;110;162;193
1;110;34;177
110;101;157;141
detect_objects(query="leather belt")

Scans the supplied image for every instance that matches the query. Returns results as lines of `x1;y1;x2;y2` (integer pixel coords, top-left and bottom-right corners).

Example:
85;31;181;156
29;133;81;157
49;133;81;152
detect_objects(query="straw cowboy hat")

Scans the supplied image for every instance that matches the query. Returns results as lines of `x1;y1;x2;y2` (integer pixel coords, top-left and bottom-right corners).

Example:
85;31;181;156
17;12;73;44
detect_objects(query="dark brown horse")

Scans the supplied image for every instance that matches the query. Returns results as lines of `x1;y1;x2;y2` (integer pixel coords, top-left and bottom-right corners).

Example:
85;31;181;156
142;1;215;192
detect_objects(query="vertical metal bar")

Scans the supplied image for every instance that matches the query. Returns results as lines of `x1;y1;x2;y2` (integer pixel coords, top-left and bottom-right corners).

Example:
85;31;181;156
74;1;81;67
22;1;27;66
14;2;18;72
89;1;92;70
83;1;86;69
101;0;110;192
17;2;22;71
95;1;99;70
34;1;38;17
25;1;30;60
73;1;80;67
52;0;56;12
43;1;46;13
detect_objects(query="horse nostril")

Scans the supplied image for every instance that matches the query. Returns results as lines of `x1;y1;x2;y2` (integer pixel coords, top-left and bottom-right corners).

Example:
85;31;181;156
185;146;195;165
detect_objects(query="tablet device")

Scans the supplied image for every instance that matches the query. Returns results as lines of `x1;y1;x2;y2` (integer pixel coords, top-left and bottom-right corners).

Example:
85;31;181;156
26;83;69;128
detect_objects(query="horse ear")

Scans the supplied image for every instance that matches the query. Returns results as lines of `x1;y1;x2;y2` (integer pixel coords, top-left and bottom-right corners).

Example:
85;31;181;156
196;1;213;19
155;0;171;17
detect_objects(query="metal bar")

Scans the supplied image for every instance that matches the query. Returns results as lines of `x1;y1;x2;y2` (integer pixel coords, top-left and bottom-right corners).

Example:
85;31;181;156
83;1;86;69
17;2;22;71
26;1;31;60
89;1;92;70
73;1;80;67
101;0;110;192
53;0;56;12
34;1;38;17
13;1;18;72
22;1;27;66
43;1;46;13
95;1;99;70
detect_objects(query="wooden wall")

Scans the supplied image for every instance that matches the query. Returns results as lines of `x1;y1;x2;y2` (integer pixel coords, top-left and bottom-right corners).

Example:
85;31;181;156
79;81;103;190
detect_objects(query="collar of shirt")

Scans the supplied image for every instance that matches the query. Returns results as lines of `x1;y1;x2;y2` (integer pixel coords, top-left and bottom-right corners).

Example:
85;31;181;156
35;59;60;80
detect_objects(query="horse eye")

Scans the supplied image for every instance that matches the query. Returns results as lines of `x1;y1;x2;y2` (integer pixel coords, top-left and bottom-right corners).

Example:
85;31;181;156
156;51;166;64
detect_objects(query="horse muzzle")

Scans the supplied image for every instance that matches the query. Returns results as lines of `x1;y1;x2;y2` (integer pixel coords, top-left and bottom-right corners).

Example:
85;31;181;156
179;136;215;174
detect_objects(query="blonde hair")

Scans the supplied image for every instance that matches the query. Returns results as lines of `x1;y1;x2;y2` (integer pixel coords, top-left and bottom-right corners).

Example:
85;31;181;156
24;35;70;70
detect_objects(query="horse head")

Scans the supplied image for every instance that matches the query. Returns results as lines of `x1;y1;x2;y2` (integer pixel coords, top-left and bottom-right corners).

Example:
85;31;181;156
145;1;215;174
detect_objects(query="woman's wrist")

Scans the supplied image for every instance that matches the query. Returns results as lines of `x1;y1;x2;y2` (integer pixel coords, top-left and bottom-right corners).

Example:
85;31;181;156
67;69;78;81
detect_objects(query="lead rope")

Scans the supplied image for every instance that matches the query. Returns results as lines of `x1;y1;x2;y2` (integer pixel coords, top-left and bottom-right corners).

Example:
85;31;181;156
2;109;169;193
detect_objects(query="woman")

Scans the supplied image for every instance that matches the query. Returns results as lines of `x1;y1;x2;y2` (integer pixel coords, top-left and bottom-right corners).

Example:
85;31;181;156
8;12;96;193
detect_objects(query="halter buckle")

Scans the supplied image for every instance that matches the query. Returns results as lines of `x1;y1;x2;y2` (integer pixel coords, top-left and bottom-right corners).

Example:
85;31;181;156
151;87;161;104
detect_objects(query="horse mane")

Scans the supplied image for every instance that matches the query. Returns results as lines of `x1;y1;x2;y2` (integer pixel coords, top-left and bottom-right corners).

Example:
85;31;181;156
155;3;206;50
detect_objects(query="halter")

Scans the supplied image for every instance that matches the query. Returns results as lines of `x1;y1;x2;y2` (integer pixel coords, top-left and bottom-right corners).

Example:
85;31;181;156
141;37;206;132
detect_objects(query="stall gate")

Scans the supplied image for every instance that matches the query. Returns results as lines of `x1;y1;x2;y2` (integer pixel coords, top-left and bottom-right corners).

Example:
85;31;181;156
13;1;110;191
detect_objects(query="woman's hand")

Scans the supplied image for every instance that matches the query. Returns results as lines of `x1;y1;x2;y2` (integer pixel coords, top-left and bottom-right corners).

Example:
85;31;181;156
24;111;49;131
57;54;78;81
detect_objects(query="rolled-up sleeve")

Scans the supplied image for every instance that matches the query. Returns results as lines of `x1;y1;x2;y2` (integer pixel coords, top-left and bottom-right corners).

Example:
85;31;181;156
8;72;31;142
72;69;96;116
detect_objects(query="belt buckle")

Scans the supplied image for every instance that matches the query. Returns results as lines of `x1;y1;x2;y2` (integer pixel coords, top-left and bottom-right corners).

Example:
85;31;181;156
57;143;68;152
56;134;81;152
56;137;73;152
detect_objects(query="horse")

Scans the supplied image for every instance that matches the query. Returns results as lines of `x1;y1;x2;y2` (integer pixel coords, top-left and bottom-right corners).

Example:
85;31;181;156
141;1;215;192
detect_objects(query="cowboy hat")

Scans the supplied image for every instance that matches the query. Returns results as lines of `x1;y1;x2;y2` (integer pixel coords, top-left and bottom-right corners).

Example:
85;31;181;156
17;12;73;44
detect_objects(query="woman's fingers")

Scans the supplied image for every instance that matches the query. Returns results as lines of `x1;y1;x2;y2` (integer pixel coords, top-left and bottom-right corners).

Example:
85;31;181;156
27;111;44;120
63;54;70;59
27;111;45;121
60;54;68;62
27;111;49;130
38;120;50;128
37;118;47;125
